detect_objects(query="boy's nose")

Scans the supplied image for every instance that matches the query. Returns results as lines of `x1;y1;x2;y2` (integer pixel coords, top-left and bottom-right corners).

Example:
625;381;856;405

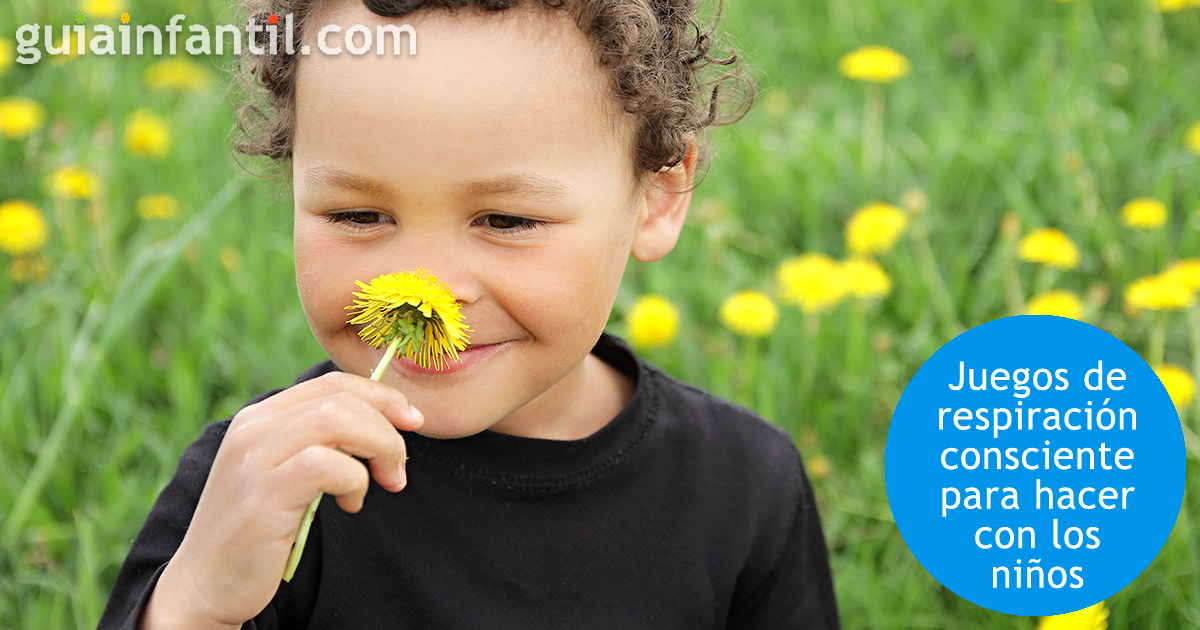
389;237;482;306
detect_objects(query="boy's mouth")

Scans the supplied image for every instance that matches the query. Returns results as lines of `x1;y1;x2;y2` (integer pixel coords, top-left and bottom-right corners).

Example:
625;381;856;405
394;340;513;376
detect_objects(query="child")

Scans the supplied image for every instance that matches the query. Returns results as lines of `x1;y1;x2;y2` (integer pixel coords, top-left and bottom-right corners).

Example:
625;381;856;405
99;0;839;627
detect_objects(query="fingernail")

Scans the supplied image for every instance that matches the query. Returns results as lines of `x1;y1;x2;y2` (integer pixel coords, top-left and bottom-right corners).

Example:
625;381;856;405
411;406;424;424
395;461;407;491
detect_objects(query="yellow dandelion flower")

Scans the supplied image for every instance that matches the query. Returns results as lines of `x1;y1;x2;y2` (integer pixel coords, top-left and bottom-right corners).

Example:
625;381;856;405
762;89;792;118
10;255;49;283
346;270;472;372
1155;364;1196;411
1018;228;1080;269
846;202;908;256
48;165;98;200
1163;258;1200;292
136;193;179;220
82;0;125;19
1037;601;1108;630
124;109;171;158
1185;122;1200;155
1156;0;1191;11
0;200;48;256
1126;273;1195;312
838;45;911;84
0;38;15;78
50;31;90;64
145;58;215;92
778;253;849;314
719;290;779;337
626;294;680;350
1120;198;1168;229
291;270;471;582
806;455;831;480
0;97;46;139
1026;290;1084;320
219;245;242;274
841;258;892;299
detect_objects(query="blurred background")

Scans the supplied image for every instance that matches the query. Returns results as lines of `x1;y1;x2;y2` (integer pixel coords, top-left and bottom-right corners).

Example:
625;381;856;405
1;0;1198;627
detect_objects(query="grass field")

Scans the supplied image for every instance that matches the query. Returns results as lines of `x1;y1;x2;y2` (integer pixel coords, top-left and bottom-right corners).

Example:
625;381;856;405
1;0;1199;627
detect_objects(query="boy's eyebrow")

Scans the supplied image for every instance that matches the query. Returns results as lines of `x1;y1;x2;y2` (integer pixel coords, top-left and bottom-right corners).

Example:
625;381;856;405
302;168;571;201
303;166;392;194
458;173;571;201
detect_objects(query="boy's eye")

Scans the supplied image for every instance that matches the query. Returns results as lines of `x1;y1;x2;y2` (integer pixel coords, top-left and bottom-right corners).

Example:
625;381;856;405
474;214;547;233
327;211;393;228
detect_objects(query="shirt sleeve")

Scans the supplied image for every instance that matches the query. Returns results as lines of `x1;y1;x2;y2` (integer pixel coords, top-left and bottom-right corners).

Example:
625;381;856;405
95;418;232;630
97;365;338;630
726;452;841;630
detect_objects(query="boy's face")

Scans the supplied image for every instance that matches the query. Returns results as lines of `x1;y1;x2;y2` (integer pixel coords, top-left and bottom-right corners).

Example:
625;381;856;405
291;2;684;438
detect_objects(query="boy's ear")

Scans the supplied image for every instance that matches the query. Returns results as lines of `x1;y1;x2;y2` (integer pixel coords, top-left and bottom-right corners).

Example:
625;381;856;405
631;141;698;263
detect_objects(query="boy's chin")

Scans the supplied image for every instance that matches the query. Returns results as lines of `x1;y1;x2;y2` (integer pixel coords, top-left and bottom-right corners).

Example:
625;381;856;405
412;416;496;440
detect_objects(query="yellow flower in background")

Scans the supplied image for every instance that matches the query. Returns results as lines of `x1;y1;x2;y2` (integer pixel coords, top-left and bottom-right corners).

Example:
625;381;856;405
846;202;908;256
136;193;180;220
1126;273;1194;311
838;45;911;83
82;0;125;19
48;165;98;200
124;109;171;158
1018;228;1080;269
1186;122;1200;155
145;58;215;92
50;31;90;64
1164;258;1200;292
762;89;792;118
0;200;48;256
806;455;831;480
0;97;46;139
1037;601;1108;630
0;38;14;77
1026;290;1084;320
219;245;242;274
841;258;892;299
778;253;849;314
1155;364;1196;411
1120;198;1168;229
346;270;472;371
626;294;680;350
10;255;49;283
1156;0;1192;11
719;290;779;337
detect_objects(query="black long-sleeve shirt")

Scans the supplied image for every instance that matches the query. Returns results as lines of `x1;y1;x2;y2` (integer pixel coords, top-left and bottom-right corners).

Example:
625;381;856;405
98;334;840;629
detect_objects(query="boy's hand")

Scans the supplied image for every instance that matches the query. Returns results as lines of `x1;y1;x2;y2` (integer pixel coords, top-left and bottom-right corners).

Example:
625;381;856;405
140;371;423;629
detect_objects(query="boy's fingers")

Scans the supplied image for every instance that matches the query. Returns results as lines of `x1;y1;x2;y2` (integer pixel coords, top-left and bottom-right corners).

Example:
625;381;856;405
277;445;371;513
245;371;424;432
266;393;408;492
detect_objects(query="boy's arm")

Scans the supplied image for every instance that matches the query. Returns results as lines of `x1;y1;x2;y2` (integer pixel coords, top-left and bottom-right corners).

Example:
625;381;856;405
726;453;841;630
96;417;232;629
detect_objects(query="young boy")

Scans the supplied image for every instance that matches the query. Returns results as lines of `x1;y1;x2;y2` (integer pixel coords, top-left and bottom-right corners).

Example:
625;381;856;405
98;0;839;627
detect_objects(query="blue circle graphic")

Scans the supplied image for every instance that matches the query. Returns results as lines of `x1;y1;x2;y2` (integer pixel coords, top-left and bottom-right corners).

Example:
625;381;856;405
885;316;1185;616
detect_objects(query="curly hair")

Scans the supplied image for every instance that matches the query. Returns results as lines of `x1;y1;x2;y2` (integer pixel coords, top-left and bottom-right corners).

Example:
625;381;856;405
234;0;753;182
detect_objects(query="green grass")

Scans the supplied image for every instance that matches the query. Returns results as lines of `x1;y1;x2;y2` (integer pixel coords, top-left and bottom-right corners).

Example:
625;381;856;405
2;0;1199;627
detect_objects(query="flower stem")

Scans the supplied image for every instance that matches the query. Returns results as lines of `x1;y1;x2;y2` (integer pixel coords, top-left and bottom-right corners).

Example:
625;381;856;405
1003;244;1025;316
283;336;402;582
734;336;758;408
844;298;867;426
371;336;404;381
799;312;820;412
909;218;963;340
863;83;885;179
1149;313;1167;368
